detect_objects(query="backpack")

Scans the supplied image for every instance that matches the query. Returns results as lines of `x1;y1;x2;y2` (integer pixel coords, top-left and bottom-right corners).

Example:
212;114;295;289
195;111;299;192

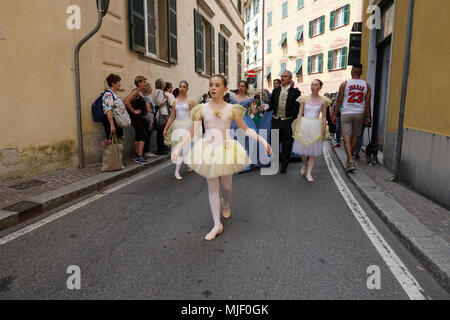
92;90;110;122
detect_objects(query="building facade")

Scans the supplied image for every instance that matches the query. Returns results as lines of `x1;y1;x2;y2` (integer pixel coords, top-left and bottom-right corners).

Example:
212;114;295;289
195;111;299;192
0;0;244;180
263;0;363;95
361;0;450;209
243;0;263;93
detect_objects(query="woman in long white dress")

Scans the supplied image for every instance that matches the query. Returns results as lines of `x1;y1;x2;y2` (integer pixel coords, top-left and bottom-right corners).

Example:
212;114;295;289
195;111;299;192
292;79;331;182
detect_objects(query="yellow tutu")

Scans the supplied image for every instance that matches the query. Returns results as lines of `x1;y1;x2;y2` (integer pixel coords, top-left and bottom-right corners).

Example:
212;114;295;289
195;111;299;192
292;118;324;145
164;119;193;147
184;138;249;179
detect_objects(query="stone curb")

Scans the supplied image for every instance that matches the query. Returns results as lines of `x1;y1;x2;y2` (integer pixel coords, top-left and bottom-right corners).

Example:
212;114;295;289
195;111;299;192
0;156;170;232
330;142;450;293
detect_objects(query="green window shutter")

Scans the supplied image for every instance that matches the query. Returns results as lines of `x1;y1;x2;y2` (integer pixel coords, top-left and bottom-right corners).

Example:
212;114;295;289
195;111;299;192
298;0;304;9
268;12;272;26
219;34;224;74
194;9;203;72
330;10;335;30
318;53;323;73
282;2;288;17
341;47;348;69
328;50;333;71
224;38;229;76
344;4;350;25
307;56;312;74
238;52;242;80
309;21;313;37
267;39;271;52
296;25;303;41
167;0;177;63
146;0;156;54
265;66;271;79
128;0;146;53
320;16;325;34
211;25;215;74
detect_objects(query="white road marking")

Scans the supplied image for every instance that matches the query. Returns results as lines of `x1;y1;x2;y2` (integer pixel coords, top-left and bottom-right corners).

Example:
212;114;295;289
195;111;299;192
0;162;172;246
323;145;426;300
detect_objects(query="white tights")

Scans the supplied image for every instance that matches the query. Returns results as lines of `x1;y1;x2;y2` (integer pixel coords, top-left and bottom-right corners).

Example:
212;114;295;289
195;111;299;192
174;148;184;177
206;175;233;229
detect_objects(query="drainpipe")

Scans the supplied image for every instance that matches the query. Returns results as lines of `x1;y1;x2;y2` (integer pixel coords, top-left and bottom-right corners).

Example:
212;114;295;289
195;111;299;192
74;0;107;168
394;0;415;180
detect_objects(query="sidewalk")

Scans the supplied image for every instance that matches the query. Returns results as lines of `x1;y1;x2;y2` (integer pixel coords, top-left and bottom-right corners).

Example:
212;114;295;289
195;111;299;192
0;155;170;231
330;138;450;292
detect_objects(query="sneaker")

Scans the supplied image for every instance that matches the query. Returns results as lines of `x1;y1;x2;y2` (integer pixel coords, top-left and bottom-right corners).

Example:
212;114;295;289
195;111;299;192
333;143;341;148
345;161;355;173
134;156;149;165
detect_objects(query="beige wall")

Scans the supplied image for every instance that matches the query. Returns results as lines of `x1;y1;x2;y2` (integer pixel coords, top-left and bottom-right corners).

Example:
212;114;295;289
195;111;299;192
0;0;244;180
264;0;363;95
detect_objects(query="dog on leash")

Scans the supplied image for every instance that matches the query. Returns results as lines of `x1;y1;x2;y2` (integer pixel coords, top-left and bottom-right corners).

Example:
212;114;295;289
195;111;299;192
365;140;378;166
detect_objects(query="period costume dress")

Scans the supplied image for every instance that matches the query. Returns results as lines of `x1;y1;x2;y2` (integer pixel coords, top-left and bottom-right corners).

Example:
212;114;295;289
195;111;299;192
183;103;250;178
292;96;331;157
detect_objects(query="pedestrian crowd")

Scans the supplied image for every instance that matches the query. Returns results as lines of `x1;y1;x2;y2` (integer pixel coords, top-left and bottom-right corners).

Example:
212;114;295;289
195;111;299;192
97;64;371;240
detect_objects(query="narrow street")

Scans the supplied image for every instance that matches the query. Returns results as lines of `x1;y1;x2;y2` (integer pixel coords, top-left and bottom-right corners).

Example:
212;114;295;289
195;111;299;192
0;144;448;300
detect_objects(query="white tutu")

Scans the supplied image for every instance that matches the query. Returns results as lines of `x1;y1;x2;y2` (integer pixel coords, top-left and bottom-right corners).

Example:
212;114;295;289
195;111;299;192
292;118;324;157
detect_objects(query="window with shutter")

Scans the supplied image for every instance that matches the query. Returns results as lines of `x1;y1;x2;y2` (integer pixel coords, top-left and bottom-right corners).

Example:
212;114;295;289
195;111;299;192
224;38;228;76
328;50;333;71
268;12;272;26
194;9;204;73
309;21;313;38
341;47;348;68
219;33;224;74
167;0;177;63
211;25;215;74
298;0;304;9
318;53;323;73
344;4;350;25
320;16;325;34
307;56;312;74
267;39;272;53
330;10;335;30
128;0;146;53
282;2;288;18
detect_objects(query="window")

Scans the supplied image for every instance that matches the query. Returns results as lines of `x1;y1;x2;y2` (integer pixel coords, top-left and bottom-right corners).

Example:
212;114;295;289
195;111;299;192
194;9;215;75
238;51;242;80
267;39;272;53
246;27;250;40
254;44;257;61
128;0;178;63
279;62;287;76
297;0;304;9
308;53;323;74
218;33;229;76
328;47;348;71
294;58;303;82
282;2;288;18
295;25;304;42
246;51;250;65
330;5;350;30
238;0;242;15
267;11;272;26
254;0;260;14
254;19;258;34
265;66;272;79
309;16;325;37
279;32;287;48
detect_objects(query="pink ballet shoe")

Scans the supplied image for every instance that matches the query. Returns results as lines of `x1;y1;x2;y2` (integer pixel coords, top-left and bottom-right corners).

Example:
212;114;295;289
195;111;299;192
205;224;223;241
221;199;231;219
174;174;182;180
306;174;314;183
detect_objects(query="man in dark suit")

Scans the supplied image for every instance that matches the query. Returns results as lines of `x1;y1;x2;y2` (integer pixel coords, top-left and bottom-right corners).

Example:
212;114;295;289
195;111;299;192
268;71;301;174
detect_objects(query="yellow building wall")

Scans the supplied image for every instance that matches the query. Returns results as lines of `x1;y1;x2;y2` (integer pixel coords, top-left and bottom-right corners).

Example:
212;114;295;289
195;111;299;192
0;0;244;180
403;0;450;136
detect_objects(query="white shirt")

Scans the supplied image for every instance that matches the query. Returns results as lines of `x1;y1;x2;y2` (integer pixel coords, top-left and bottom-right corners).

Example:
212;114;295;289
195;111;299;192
152;89;169;116
342;79;368;115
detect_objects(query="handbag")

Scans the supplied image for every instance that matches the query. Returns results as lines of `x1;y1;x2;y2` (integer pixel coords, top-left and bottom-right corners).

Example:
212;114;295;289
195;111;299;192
101;135;124;172
111;96;131;128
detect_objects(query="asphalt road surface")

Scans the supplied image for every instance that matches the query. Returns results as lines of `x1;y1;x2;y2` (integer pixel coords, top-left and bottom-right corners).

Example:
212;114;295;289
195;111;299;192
0;144;448;300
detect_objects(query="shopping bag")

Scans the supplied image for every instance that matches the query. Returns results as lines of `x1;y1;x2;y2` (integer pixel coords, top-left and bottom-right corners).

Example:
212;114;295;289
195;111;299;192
101;135;124;172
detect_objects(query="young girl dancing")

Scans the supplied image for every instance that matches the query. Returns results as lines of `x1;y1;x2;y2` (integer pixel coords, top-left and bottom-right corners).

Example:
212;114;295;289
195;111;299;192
171;75;272;241
163;81;196;180
292;79;332;182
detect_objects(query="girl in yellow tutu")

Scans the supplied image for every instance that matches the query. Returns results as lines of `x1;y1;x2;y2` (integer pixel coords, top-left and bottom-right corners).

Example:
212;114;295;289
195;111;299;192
163;81;196;180
171;74;272;241
292;79;332;182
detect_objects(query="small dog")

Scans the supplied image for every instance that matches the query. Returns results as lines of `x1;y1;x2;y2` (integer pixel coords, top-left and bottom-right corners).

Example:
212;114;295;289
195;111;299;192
365;140;378;166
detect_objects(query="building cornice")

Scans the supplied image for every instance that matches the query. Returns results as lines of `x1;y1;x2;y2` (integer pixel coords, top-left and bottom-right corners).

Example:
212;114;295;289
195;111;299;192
197;0;215;19
215;0;245;38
